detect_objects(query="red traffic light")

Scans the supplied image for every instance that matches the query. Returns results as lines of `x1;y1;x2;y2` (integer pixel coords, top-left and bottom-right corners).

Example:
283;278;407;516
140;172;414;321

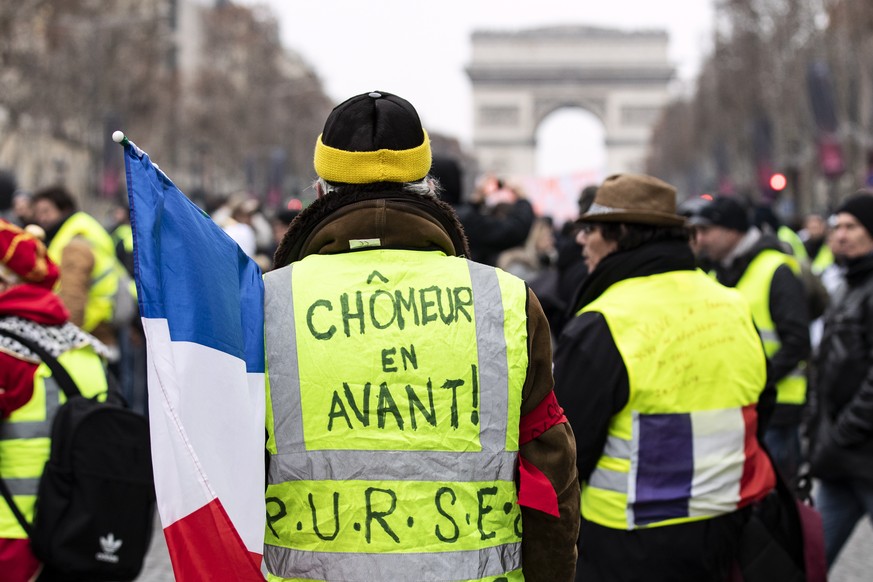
769;173;787;191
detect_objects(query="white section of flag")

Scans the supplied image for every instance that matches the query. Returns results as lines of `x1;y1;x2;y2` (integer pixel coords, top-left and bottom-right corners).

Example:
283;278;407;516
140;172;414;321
689;407;745;517
144;317;265;553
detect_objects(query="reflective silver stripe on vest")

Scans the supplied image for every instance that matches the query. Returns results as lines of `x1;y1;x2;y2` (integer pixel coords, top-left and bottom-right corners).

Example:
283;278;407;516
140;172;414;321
467;261;508;452
786;367;805;379
759;329;780;344
264;265;305;454
91;265;116;285
264;259;512;467
0;376;62;441
4;477;39;496
588;467;628;495
602;435;631;460
269;449;517;483
265;541;521;582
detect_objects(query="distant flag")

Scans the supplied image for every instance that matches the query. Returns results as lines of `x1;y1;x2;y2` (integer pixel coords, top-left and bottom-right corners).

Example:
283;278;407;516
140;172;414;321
119;134;266;581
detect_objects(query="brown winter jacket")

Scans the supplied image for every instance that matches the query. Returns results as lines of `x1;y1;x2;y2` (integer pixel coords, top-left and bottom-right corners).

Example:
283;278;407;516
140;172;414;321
274;188;580;581
57;237;117;348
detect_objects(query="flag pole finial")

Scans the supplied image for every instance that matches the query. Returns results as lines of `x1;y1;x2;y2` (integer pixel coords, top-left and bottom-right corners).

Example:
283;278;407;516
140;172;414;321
112;130;129;147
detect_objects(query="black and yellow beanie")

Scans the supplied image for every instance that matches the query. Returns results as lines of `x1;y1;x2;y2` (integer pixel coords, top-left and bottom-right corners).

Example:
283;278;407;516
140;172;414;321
314;91;432;184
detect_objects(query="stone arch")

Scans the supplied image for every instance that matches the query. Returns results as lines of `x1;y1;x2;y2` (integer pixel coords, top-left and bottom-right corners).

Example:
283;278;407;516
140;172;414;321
535;104;606;178
467;26;674;178
534;98;606;129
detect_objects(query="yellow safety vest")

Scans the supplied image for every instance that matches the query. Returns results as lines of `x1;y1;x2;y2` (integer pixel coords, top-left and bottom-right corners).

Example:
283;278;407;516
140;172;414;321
111;223;138;300
778;226;808;262
736;249;807;405
112;224;134;255
0;345;108;538
47;212;120;332
579;270;774;530
264;249;529;582
810;244;834;276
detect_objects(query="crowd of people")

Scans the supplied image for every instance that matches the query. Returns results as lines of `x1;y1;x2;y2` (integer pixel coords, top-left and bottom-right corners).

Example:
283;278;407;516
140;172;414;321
1;89;873;582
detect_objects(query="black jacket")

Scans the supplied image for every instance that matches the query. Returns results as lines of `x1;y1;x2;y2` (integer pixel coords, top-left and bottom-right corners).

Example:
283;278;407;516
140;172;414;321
456;199;534;266
810;252;873;485
713;233;811;426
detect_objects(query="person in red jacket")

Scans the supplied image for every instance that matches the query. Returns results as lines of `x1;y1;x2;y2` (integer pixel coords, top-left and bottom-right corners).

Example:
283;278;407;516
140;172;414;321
0;219;109;581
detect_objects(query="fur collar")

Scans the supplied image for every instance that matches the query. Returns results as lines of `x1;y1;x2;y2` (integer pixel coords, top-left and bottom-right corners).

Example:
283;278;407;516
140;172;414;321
274;189;470;267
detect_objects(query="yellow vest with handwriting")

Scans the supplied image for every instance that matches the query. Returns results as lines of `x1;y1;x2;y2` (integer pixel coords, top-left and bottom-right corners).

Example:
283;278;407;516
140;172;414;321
579;269;775;530
263;250;530;582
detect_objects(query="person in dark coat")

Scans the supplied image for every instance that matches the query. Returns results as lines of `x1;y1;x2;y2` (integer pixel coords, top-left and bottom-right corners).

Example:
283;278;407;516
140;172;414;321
531;185;596;339
454;175;535;267
690;197;810;484
809;190;873;568
555;175;776;582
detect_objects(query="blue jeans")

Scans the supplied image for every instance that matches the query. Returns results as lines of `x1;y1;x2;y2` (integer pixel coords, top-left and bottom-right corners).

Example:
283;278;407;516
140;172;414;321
815;478;873;567
763;424;801;483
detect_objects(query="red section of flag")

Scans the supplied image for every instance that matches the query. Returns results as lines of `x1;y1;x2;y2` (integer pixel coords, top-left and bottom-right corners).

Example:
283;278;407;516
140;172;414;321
738;404;776;507
164;499;264;581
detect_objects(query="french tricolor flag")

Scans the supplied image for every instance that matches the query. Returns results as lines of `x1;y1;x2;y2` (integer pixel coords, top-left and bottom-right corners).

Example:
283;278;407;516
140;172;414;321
122;138;266;580
631;405;774;527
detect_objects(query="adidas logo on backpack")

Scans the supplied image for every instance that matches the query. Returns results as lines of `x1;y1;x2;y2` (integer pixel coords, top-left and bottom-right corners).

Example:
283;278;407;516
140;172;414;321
97;532;123;563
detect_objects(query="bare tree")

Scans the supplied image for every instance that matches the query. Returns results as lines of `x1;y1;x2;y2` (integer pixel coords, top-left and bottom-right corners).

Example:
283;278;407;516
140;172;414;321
181;3;333;202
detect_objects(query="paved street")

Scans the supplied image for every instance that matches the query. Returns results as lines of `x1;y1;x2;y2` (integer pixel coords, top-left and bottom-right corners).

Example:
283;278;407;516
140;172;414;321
137;513;873;581
138;517;173;582
831;518;873;582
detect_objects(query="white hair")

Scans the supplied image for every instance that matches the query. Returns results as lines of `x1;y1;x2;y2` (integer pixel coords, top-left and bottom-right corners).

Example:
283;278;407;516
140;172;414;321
314;176;439;198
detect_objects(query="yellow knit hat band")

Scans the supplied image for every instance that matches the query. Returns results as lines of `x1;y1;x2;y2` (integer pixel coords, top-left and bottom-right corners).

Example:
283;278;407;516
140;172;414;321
314;130;432;184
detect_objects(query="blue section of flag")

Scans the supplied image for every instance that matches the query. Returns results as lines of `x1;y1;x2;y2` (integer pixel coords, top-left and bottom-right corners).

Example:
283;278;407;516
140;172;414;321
634;413;693;526
123;143;265;373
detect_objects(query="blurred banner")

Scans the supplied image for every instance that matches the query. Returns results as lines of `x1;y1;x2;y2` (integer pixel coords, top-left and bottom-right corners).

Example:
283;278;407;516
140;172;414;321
520;170;602;226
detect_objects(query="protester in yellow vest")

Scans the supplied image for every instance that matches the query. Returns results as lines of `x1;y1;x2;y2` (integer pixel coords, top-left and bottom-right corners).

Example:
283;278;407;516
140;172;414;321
691;196;811;485
553;175;776;581
31;186;121;352
778;224;810;263
802;213;836;276
264;91;579;582
110;203;135;279
0;220;109;582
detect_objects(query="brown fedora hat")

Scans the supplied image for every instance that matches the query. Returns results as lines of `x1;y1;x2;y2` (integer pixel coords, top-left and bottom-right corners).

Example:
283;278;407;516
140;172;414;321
580;173;686;227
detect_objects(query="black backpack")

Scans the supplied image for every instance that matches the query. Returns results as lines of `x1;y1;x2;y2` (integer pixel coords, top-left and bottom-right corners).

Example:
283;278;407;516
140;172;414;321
0;329;155;581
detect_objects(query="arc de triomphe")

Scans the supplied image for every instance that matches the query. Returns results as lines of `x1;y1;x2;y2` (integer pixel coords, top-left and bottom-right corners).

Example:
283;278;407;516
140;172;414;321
467;26;675;177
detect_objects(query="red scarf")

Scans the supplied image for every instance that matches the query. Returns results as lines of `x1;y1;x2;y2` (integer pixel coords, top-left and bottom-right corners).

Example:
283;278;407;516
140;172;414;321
0;284;69;324
0;284;69;418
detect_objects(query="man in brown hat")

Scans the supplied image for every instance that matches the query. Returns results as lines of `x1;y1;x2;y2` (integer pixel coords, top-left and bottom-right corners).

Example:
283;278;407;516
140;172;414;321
264;91;579;581
553;174;776;581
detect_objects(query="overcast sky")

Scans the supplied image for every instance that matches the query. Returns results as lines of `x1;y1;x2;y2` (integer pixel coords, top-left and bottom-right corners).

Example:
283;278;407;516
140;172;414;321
247;1;715;176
